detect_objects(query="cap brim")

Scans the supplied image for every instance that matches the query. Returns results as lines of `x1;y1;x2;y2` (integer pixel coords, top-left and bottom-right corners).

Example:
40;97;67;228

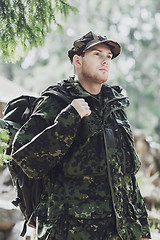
84;40;121;59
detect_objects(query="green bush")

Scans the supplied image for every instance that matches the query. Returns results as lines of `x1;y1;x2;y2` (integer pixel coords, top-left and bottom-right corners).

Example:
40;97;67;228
0;129;11;165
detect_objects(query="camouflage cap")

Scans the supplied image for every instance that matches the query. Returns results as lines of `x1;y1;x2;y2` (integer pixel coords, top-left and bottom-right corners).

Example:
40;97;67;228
68;31;121;62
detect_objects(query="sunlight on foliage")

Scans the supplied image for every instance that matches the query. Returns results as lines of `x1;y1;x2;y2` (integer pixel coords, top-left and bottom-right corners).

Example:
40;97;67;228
0;0;77;63
0;129;11;165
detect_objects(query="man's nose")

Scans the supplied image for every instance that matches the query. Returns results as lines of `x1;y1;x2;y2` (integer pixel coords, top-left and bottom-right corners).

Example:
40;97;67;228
102;58;108;65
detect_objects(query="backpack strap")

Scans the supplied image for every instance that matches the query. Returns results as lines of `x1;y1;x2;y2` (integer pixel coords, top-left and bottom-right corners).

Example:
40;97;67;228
41;88;71;105
20;220;28;237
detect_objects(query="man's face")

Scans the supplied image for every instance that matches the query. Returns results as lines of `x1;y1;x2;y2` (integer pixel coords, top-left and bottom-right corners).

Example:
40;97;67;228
78;44;113;84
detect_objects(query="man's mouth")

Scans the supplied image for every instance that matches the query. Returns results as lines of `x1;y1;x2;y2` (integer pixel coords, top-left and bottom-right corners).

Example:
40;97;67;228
99;68;108;72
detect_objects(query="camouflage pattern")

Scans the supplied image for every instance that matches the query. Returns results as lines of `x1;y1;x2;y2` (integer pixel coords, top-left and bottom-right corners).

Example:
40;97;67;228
68;31;121;62
11;77;151;239
37;215;122;240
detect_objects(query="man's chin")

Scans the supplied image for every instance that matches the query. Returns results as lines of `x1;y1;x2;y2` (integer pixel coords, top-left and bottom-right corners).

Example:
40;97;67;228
98;77;108;84
98;74;109;83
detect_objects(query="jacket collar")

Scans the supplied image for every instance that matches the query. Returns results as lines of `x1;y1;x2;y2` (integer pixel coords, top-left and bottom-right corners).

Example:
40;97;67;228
58;76;129;109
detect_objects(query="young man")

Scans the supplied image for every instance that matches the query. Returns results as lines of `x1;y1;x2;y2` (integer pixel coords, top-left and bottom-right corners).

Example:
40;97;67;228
11;31;151;239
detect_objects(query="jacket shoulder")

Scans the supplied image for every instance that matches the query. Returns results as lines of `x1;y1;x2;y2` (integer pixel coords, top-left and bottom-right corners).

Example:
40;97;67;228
111;85;123;93
103;84;128;98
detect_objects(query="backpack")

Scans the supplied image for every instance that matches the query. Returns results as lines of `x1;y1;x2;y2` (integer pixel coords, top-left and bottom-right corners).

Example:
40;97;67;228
0;89;70;236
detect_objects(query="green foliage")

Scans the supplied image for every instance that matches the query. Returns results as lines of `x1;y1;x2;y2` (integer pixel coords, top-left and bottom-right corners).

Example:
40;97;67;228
0;129;11;165
0;0;77;63
0;0;160;141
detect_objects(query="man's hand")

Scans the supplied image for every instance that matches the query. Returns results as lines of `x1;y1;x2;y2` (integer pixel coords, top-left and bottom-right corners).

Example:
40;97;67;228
141;238;149;240
71;99;91;118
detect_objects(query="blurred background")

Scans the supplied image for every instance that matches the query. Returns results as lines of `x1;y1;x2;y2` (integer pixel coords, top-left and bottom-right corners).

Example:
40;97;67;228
0;0;160;141
0;0;160;239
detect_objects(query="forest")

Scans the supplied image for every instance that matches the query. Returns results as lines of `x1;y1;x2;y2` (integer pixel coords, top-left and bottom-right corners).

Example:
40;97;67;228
0;0;160;141
0;0;160;239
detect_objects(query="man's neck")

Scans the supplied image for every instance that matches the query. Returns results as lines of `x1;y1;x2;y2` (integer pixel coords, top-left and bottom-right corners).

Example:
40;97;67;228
78;78;102;95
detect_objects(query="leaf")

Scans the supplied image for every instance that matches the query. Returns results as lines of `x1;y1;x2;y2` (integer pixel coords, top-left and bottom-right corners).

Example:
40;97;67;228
0;0;78;62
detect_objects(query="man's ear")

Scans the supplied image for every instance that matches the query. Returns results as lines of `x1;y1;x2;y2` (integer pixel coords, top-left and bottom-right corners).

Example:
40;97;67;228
73;54;82;68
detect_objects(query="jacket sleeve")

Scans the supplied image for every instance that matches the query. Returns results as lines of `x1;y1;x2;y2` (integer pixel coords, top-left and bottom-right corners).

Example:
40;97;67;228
11;95;81;179
131;176;151;239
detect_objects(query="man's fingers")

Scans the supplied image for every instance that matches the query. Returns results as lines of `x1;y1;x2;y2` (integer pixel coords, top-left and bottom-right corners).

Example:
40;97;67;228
71;98;91;118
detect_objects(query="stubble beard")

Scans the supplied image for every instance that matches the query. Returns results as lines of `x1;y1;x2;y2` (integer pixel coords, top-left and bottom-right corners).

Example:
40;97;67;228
81;66;108;86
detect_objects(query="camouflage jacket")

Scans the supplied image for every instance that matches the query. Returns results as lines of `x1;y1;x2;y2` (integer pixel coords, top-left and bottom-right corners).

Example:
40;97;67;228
11;77;151;239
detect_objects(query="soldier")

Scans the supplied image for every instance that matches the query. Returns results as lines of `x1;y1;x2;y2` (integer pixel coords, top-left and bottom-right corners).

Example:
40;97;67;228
11;31;151;240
